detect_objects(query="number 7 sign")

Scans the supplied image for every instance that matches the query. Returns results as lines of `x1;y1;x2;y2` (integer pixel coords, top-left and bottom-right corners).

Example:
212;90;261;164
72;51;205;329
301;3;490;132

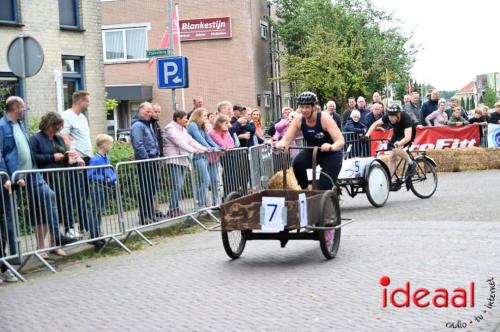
260;197;286;231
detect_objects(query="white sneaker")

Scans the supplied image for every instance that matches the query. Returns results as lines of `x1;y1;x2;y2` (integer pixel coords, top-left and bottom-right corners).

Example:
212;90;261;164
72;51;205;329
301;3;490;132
66;228;81;239
1;270;19;283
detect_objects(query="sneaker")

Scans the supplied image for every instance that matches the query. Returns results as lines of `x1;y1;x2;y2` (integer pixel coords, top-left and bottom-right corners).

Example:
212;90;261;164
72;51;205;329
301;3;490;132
55;235;78;246
390;182;401;191
1;270;19;283
405;162;417;180
167;209;185;218
66;228;81;239
154;211;168;219
93;240;106;252
139;218;156;225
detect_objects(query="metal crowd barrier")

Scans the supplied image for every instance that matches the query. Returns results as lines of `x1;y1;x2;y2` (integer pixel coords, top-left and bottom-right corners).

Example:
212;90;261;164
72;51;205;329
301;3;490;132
0;171;25;282
479;124;488;148
219;147;251;199
342;131;371;157
249;144;274;191
11;165;126;274
116;155;202;241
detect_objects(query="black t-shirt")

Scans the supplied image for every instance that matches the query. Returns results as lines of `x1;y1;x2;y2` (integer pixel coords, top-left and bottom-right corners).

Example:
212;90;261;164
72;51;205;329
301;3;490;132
382;112;416;142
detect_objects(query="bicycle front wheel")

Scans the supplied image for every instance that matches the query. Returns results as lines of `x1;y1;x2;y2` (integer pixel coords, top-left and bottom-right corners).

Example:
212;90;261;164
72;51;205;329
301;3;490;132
409;158;437;199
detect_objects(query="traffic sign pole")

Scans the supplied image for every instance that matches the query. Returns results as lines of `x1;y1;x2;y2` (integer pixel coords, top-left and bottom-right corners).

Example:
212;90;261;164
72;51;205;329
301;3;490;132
167;0;177;111
18;33;28;123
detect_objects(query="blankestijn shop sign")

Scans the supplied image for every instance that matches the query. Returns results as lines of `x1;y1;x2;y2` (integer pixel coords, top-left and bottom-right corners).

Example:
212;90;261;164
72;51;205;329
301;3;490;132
180;17;231;41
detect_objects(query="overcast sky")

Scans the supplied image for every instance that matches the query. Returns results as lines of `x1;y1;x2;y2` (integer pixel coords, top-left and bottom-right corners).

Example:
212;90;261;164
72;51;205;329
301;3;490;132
371;0;499;91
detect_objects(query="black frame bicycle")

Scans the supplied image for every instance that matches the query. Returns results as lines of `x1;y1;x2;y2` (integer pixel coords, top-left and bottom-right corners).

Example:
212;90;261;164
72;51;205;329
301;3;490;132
374;139;438;199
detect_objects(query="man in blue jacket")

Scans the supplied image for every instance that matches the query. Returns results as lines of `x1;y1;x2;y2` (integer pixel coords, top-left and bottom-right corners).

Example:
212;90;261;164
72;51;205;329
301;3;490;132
130;102;160;225
420;89;440;125
0;97;75;281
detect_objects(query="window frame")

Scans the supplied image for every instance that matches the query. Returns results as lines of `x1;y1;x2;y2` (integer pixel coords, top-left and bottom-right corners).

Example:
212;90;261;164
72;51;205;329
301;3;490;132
264;92;272;108
102;24;150;64
62;55;85;110
0;0;21;25
260;20;268;40
59;0;82;30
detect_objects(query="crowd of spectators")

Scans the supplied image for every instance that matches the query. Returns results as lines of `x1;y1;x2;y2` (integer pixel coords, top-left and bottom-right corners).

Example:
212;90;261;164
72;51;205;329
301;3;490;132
1;89;499;283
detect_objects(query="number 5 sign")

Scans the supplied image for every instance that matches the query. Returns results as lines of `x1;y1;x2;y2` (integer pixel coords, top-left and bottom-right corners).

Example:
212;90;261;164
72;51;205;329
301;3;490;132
260;197;287;231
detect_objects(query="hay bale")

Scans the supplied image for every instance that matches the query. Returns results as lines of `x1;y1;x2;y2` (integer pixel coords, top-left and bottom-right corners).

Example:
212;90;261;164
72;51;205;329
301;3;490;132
454;148;489;171
487;148;500;169
426;149;457;172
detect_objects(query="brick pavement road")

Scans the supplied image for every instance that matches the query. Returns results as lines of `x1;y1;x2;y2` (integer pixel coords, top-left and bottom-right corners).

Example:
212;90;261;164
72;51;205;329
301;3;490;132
1;170;499;332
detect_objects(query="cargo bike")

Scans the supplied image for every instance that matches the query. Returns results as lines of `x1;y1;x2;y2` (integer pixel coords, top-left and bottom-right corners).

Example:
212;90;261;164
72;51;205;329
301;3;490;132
220;146;353;260
326;137;438;208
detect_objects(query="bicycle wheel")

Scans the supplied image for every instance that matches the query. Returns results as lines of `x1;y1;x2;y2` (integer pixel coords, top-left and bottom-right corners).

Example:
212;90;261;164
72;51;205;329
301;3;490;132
318;189;341;259
221;192;247;259
365;163;390;207
409;158;438;199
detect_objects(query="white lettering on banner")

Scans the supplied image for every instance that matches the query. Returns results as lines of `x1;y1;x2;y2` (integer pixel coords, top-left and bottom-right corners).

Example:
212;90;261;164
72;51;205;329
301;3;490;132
181;20;226;31
378;138;477;153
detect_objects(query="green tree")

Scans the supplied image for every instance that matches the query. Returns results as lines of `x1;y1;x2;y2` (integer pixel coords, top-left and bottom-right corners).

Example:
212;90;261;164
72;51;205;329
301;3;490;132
440;90;457;100
470;96;475;110
465;96;470;111
484;86;497;108
273;0;416;107
461;98;465;109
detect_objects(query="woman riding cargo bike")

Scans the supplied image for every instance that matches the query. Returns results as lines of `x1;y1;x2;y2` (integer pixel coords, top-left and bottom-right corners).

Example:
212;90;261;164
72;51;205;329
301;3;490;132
275;91;345;189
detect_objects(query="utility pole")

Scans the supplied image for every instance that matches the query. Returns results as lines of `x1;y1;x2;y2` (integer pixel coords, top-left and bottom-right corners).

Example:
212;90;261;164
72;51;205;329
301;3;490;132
167;0;177;112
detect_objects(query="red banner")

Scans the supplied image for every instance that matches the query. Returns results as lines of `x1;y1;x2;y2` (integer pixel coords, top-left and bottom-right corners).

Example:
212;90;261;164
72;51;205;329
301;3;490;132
371;125;481;156
179;17;232;41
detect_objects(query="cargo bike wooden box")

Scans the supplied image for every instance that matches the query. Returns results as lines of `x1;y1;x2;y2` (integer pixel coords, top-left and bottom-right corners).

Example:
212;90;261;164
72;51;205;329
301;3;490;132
220;147;347;260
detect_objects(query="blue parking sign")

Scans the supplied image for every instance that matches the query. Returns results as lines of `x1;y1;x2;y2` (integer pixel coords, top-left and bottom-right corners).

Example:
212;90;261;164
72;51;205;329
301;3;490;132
157;56;189;89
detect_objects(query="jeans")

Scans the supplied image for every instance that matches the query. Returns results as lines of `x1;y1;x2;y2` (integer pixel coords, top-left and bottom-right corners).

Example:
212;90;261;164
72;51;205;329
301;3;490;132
65;169;90;232
88;184;107;239
293;150;343;190
137;162;159;223
23;174;61;246
43;171;74;232
207;161;220;206
193;156;209;208
167;164;187;211
1;187;18;257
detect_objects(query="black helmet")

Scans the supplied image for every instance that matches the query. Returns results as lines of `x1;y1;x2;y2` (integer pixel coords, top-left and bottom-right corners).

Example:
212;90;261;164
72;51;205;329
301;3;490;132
296;91;318;105
387;104;401;115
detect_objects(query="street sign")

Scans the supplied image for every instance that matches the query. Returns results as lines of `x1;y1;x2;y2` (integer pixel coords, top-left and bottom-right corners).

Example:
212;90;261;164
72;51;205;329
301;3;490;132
7;35;44;77
146;49;172;58
157;56;189;89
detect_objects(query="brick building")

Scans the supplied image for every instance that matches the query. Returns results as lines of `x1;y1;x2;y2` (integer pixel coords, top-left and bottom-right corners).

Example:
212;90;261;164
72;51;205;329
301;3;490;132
0;0;106;137
101;0;290;136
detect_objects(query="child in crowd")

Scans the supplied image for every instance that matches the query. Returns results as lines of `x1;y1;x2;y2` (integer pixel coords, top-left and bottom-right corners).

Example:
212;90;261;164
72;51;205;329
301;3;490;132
87;134;117;251
447;106;469;126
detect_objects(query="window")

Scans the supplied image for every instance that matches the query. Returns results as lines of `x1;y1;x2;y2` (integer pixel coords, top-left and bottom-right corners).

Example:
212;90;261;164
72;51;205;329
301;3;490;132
264;93;272;108
103;27;148;62
59;0;81;29
0;0;19;24
62;56;84;109
260;20;268;40
0;74;19;115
